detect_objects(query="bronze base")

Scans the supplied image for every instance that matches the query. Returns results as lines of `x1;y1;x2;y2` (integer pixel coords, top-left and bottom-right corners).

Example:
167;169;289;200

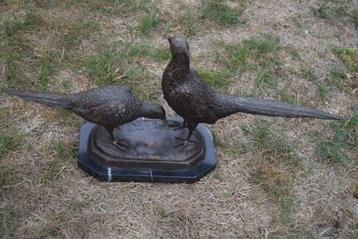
78;117;216;183
88;118;205;170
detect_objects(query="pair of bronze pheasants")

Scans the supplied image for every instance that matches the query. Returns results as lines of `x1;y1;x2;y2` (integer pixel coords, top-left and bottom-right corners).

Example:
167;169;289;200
3;36;344;149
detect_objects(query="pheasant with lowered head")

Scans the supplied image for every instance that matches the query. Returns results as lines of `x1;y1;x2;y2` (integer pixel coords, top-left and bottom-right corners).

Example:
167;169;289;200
3;85;166;150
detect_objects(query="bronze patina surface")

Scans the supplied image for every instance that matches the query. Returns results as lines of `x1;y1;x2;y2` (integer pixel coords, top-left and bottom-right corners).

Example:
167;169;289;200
2;85;165;143
162;35;344;144
88;118;205;170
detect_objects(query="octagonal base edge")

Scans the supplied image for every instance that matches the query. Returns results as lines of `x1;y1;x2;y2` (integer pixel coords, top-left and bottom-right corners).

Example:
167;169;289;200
77;118;216;183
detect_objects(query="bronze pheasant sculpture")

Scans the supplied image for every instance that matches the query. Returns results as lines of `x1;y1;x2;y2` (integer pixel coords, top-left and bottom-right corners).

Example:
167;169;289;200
162;35;343;146
3;85;165;150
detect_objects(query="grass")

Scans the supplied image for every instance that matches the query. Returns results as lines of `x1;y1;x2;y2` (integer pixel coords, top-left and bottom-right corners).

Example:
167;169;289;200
243;120;302;234
276;89;297;104
216;35;283;90
53;109;80;127
84;49;123;85
81;0;160;35
286;47;301;61
0;164;18;190
128;43;170;62
163;0;247;35
254;66;280;87
252;167;296;223
83;41;164;101
0;204;19;239
197;39;284;94
211;130;224;148
0;12;41;89
297;66;330;100
332;47;358;76
326;67;349;91
352;10;358;27
165;9;198;36
0;162;23;238
137;8;160;35
0;134;19;156
37;102;79;127
60;20;100;51
39;139;76;184
330;47;358;95
83;40;164;101
32;224;62;239
313;4;349;20
1;11;44;36
31;199;83;238
0;106;24;156
313;0;357;28
315;113;357;164
243;120;301;167
221;35;281;71
220;35;281;71
35;53;58;90
222;138;249;156
202;0;245;26
50;139;77;159
84;0;148;16
297;67;316;82
196;68;230;92
40;158;61;184
315;81;329;100
0;10;101;90
84;46;146;86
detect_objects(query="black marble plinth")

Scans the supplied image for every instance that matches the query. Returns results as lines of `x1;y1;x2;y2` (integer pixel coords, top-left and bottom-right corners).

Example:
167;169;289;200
77;117;216;183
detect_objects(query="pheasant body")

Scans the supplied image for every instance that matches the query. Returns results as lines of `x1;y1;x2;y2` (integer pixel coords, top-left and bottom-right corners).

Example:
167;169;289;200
162;36;343;140
3;85;165;140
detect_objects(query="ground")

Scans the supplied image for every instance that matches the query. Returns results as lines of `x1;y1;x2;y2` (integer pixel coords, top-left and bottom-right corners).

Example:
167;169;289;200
0;0;357;238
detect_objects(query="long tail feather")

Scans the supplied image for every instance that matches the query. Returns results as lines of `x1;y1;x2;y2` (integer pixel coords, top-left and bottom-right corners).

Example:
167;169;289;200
216;93;344;120
2;89;72;108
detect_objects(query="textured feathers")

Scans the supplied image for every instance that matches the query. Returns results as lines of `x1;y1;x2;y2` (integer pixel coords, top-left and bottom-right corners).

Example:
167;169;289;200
162;36;344;139
2;85;157;139
2;89;72;108
215;93;344;120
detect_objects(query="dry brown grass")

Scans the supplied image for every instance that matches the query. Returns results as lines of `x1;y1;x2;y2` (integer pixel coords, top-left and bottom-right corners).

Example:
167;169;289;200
1;0;357;238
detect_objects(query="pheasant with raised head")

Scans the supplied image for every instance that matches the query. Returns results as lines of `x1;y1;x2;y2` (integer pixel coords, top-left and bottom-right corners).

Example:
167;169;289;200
162;35;343;147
